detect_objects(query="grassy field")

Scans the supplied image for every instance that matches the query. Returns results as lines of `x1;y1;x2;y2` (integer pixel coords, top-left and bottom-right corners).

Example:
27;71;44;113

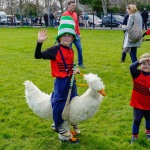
0;27;150;150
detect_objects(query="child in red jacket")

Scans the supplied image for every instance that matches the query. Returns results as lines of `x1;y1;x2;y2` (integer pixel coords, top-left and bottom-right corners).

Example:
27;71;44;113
130;53;150;143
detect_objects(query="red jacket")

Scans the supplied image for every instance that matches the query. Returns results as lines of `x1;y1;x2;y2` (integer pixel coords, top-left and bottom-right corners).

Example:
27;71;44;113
130;72;150;110
62;10;80;35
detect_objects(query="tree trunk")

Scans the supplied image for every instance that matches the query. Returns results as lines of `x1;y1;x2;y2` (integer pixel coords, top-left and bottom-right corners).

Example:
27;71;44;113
36;0;39;17
19;0;23;26
101;0;107;16
58;0;64;13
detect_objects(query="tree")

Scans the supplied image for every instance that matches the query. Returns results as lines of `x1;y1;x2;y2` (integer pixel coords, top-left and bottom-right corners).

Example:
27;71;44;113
79;0;106;15
101;0;107;15
57;0;64;13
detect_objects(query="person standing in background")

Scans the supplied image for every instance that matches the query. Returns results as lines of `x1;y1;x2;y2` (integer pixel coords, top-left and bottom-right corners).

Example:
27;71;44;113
44;13;48;27
121;13;129;62
62;0;85;68
141;8;149;30
83;14;89;27
78;14;84;27
50;13;54;27
122;4;143;63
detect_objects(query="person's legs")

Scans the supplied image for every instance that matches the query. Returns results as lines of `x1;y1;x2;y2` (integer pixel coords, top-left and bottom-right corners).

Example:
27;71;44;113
142;22;144;30
51;100;65;128
130;47;137;63
51;78;72;137
131;108;143;143
121;52;126;62
73;34;85;68
144;110;150;140
51;100;71;137
144;22;147;30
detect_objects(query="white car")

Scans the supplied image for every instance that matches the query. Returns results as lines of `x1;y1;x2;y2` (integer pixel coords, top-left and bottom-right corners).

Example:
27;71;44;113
0;11;8;24
88;15;102;27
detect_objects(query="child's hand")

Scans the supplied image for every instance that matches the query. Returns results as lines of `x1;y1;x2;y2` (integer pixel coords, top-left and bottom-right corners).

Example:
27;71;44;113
139;58;150;64
38;28;48;43
73;68;80;75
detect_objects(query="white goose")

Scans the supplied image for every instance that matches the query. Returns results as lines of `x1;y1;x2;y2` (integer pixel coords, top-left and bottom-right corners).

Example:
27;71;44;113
24;73;106;141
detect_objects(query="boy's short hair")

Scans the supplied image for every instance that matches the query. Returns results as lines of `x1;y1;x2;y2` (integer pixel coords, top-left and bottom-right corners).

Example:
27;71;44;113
140;53;150;59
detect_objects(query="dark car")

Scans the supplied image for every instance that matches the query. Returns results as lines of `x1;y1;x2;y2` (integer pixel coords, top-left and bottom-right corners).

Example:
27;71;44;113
101;15;123;27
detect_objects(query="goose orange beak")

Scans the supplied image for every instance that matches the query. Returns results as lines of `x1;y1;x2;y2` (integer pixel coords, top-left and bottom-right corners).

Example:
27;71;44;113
98;89;106;96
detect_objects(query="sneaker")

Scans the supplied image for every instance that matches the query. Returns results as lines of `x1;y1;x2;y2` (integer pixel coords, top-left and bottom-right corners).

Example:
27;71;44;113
79;64;85;69
57;126;71;137
130;137;138;144
71;124;80;134
69;137;80;144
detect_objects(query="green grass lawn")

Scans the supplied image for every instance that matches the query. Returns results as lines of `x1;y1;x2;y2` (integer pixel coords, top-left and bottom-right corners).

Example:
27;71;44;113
0;27;150;150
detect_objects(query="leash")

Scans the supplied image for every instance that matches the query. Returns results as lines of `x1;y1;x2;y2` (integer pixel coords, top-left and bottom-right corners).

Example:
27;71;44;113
62;71;90;120
75;72;88;87
62;63;76;121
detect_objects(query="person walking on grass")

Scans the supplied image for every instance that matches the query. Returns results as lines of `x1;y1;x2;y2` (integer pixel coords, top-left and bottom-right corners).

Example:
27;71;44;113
121;13;129;63
62;0;85;68
34;16;80;139
122;4;142;63
129;53;150;143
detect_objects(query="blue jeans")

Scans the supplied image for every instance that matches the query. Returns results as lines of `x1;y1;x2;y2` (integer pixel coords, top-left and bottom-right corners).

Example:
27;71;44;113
73;34;83;65
130;47;137;63
51;77;78;128
121;52;126;61
132;108;150;135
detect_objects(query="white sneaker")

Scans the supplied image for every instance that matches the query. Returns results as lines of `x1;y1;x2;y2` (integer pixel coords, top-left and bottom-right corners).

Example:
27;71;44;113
51;123;71;137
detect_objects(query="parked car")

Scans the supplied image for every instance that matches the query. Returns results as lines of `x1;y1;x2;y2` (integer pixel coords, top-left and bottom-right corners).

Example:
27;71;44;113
101;15;124;27
23;18;32;26
7;15;20;25
88;15;102;27
31;16;45;26
0;11;8;25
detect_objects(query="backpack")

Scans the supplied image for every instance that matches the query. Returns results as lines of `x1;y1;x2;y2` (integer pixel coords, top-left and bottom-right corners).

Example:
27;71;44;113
128;15;143;43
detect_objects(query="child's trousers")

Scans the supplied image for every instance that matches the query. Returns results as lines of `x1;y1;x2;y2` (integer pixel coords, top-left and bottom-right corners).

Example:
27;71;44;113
132;108;150;135
51;77;78;129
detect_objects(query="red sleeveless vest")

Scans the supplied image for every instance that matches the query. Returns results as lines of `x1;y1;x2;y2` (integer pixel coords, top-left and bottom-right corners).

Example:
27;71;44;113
130;72;150;110
50;46;74;78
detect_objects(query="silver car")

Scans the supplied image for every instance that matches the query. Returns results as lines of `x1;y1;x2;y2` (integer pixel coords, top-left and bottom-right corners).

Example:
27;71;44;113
88;15;102;27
